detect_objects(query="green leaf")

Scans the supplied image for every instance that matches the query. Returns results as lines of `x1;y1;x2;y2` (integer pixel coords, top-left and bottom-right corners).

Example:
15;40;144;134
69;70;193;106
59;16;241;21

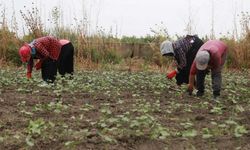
234;125;248;137
65;141;75;146
159;130;170;139
225;120;237;125
28;118;46;135
202;128;213;139
202;133;213;139
100;134;116;143
25;136;34;147
235;105;245;113
182;129;197;137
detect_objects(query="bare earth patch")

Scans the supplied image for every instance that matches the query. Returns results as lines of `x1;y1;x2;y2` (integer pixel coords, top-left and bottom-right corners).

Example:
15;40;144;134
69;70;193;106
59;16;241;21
0;69;250;149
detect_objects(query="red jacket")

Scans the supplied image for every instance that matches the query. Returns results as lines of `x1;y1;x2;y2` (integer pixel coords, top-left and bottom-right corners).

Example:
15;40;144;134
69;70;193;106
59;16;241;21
190;40;227;75
27;36;62;73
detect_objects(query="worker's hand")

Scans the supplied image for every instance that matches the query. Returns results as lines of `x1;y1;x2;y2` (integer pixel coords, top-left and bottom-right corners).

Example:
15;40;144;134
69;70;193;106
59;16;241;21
35;61;42;70
27;72;32;79
166;70;177;79
187;84;194;95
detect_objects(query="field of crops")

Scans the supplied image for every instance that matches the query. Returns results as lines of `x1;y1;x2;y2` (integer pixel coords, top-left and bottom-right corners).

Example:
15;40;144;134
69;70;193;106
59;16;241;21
0;68;250;149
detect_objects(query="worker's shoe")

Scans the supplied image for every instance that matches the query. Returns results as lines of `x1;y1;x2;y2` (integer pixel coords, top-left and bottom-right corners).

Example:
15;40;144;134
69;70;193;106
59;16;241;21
196;91;204;97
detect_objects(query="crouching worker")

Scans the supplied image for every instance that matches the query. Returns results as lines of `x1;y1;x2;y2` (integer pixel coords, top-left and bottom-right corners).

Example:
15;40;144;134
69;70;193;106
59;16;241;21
160;35;204;85
187;40;227;99
19;36;74;83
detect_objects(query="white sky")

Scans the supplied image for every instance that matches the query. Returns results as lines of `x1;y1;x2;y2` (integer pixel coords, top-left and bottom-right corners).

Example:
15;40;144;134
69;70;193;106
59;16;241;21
1;0;250;38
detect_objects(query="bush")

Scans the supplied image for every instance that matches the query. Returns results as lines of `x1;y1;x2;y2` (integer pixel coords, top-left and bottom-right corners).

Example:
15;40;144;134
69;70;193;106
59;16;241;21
90;48;102;63
89;48;121;64
0;28;21;65
221;38;238;68
103;49;121;64
5;42;22;65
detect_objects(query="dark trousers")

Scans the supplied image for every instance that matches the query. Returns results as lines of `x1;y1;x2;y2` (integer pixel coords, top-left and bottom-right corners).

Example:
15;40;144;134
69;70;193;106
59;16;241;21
196;70;207;94
176;68;189;85
196;69;221;97
175;36;203;85
41;42;74;82
175;49;200;85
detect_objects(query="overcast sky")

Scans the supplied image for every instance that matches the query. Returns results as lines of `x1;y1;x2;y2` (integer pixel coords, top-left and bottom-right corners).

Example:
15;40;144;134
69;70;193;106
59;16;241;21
1;0;250;38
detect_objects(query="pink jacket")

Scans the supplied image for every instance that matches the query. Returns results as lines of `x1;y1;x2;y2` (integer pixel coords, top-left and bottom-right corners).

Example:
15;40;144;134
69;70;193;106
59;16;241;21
190;40;227;75
59;39;70;46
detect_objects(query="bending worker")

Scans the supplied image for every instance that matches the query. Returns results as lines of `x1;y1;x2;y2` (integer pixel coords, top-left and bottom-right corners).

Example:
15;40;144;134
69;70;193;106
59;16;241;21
19;36;74;83
188;40;227;99
160;35;204;85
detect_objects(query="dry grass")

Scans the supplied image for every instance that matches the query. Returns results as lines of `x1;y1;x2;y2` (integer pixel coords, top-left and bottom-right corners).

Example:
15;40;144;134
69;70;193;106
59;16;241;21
0;2;250;70
20;3;44;38
75;57;169;74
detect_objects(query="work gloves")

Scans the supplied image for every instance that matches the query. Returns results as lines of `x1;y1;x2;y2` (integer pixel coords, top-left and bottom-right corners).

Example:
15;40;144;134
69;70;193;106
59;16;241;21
35;61;42;70
187;84;193;95
27;72;32;79
166;70;178;79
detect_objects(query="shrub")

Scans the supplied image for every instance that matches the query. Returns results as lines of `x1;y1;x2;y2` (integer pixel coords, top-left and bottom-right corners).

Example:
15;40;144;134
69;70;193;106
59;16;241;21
103;49;121;64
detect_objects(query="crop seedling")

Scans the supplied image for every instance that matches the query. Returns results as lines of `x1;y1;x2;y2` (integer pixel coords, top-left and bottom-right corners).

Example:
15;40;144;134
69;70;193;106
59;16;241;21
0;68;250;149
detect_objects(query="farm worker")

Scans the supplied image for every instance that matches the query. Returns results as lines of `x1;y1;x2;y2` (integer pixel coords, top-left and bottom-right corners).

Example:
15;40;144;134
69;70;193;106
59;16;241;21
19;36;74;83
160;35;204;85
187;40;227;99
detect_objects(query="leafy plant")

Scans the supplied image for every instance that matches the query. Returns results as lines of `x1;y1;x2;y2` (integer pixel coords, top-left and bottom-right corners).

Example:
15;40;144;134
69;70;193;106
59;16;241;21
181;129;197;138
27;118;46;135
234;125;248;137
202;128;213;139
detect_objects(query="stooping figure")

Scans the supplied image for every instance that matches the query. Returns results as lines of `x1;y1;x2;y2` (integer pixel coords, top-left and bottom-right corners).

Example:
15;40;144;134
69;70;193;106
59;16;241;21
160;35;204;85
187;40;227;99
19;36;74;83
